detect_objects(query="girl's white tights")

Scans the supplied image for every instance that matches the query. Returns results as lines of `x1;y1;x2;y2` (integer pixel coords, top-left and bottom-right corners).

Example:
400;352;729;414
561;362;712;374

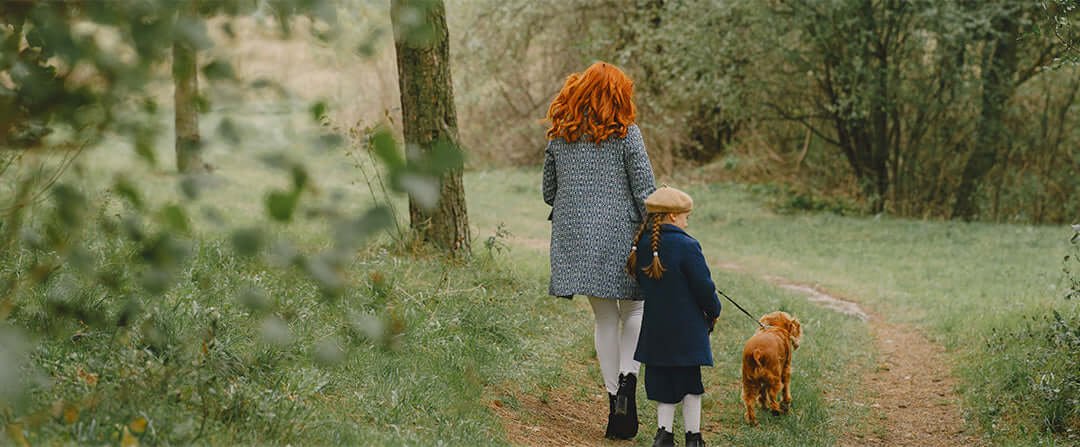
588;297;643;394
657;394;702;433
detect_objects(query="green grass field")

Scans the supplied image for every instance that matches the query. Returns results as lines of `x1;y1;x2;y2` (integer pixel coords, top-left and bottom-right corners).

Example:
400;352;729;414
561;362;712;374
3;100;1077;445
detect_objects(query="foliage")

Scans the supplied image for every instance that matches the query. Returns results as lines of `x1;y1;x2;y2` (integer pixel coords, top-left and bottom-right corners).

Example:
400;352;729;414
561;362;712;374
972;229;1080;439
1041;0;1080;64
980;309;1080;438
749;183;862;217
453;0;1080;223
1;0;470;443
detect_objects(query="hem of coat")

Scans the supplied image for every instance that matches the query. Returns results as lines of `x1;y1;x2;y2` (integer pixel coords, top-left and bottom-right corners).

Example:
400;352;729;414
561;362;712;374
547;292;643;301
633;357;715;367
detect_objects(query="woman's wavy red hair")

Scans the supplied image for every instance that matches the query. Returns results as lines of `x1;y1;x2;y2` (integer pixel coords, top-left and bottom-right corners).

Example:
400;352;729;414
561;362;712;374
546;61;636;144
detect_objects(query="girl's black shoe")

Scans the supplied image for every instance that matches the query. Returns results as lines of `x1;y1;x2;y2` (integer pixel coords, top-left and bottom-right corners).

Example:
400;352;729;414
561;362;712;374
651;427;676;447
608;373;639;439
685;431;705;447
604;393;617;439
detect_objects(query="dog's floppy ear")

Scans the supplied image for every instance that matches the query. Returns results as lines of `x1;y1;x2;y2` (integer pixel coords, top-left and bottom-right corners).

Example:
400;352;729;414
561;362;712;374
788;318;802;350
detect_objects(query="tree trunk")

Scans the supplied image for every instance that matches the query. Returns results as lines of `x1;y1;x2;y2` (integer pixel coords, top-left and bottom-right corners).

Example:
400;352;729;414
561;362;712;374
391;0;471;255
173;9;205;175
952;12;1019;220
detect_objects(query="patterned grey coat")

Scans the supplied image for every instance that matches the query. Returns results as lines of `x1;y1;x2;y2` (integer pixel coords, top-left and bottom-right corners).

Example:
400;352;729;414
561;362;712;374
543;124;656;300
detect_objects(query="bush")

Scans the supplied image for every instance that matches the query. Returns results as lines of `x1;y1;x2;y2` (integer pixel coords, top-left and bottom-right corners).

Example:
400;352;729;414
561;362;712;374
973;230;1080;440
744;183;863;216
982;310;1080;437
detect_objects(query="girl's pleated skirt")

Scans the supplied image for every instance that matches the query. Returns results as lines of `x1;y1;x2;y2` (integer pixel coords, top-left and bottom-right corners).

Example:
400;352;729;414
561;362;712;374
644;365;704;404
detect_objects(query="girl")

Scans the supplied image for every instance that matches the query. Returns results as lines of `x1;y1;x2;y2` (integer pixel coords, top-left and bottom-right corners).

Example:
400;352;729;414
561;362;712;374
543;61;656;439
629;186;722;447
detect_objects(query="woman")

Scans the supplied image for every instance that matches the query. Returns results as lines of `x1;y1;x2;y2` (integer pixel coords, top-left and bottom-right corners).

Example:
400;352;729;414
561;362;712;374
543;61;656;440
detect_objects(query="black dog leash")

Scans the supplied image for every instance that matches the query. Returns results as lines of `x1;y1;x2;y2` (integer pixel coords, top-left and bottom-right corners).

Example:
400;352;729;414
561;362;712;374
718;290;766;330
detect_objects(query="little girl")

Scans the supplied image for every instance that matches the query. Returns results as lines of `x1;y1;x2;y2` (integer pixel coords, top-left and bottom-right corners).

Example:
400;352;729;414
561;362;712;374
628;186;722;447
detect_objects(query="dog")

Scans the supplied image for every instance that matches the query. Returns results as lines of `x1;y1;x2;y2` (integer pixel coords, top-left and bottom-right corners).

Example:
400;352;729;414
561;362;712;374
740;311;802;425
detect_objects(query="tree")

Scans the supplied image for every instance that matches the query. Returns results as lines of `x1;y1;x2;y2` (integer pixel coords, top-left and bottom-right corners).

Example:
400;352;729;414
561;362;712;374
391;0;470;255
757;0;914;213
173;1;207;174
952;4;1022;220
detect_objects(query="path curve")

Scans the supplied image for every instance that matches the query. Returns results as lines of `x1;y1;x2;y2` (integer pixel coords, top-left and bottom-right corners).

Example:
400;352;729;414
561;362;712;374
717;263;983;447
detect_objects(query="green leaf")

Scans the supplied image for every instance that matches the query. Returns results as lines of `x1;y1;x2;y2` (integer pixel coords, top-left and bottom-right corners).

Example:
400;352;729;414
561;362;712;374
139;233;192;271
51;184;87;227
113;176;144;211
291;164;309;191
116;296;140;328
238;286;270;314
140;268;172;294
303;255;344;299
310;100;328;122
313;337;345;366
429;138;465;172
195;94;210;113
259;152;290;169
332;206;394;251
201;206;226;227
135;130;158;167
259;316;293;347
315;132;344;150
202;59;235;80
216;118;241;145
67;246;95;274
231;227;264;257
142;98;159;114
174;17;214;51
160;205;190;235
393;2;438;46
220;21;236;39
122;216;145;242
179;175;201;200
347;311;385;343
266;190;298;222
371;128;403;169
250;78;278;89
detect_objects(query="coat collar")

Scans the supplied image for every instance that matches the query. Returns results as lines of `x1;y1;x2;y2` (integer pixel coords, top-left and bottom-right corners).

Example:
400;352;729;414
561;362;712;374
659;223;689;236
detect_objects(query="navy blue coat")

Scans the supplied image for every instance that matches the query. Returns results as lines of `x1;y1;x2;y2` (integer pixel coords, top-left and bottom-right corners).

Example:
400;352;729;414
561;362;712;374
633;224;722;367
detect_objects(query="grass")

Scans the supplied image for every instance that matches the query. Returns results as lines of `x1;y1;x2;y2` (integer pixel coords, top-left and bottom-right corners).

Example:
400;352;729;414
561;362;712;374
9;238;585;445
682;180;1079;443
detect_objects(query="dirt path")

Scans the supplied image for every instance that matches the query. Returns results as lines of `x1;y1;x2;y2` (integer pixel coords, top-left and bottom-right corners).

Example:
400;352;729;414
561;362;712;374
748;268;983;446
488;354;626;447
846;317;982;446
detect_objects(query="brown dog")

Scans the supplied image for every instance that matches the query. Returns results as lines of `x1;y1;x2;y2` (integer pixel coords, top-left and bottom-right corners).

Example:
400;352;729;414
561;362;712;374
741;311;802;425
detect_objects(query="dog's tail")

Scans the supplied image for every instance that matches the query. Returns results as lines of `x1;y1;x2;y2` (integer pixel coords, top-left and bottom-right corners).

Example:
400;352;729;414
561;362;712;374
749;349;766;368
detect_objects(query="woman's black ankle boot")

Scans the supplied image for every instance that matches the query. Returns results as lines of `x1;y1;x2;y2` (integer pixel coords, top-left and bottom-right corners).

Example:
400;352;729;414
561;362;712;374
609;373;639;439
604;393;618;439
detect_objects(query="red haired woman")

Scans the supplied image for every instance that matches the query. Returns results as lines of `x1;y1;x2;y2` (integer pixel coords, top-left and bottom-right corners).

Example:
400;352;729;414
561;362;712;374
543;61;656;440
